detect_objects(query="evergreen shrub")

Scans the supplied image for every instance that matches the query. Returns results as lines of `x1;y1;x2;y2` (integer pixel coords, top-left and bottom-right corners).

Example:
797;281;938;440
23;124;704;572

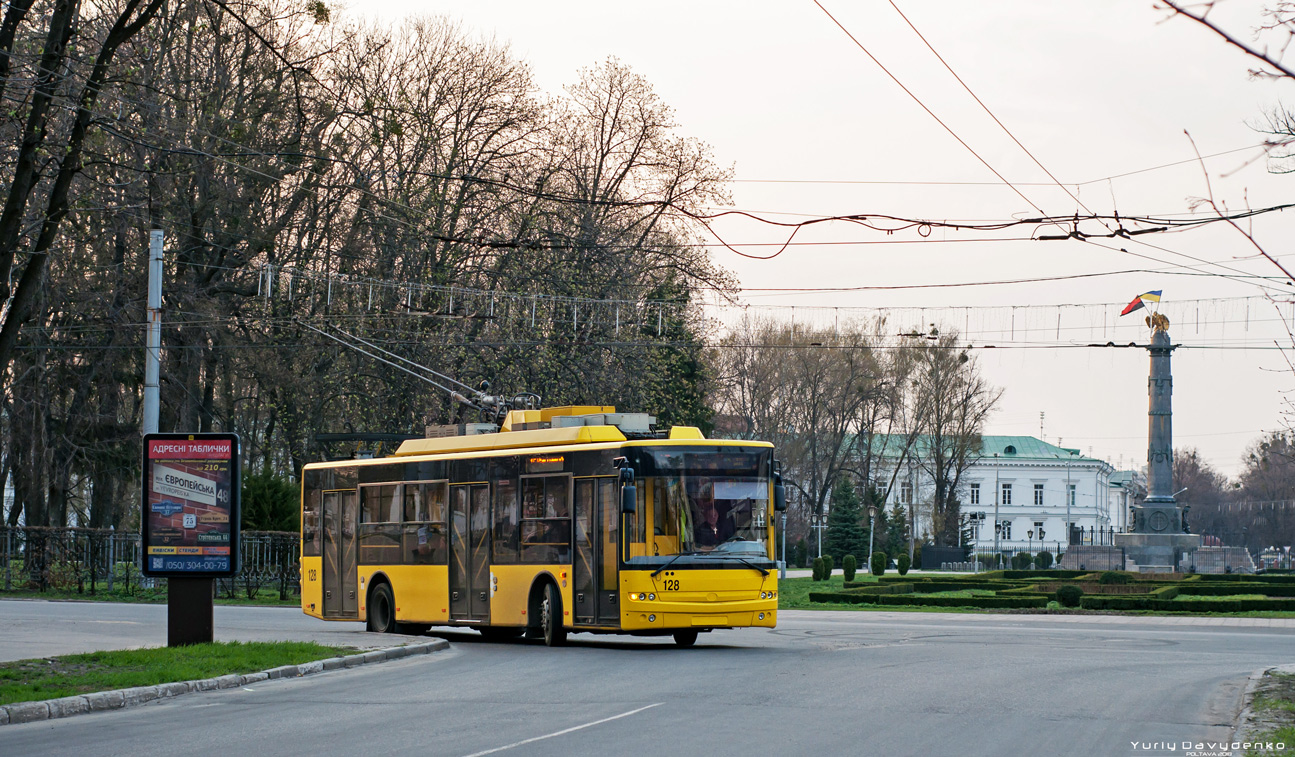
843;555;857;582
1057;585;1084;608
823;555;835;577
1099;571;1132;585
871;550;887;577
897;553;911;575
1036;551;1054;569
812;557;825;581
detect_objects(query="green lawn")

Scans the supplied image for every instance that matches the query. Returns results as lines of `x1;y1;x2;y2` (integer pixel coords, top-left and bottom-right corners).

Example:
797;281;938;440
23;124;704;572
1245;673;1295;756
778;574;875;610
918;589;998;598
1175;594;1269;602
0;641;356;706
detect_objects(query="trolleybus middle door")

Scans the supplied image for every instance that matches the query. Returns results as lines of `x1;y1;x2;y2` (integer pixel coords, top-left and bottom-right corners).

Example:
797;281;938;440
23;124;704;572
449;483;491;622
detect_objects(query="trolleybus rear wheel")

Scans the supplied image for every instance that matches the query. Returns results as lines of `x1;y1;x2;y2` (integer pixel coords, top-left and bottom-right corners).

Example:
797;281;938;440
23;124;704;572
367;583;396;634
540;583;567;647
672;630;699;648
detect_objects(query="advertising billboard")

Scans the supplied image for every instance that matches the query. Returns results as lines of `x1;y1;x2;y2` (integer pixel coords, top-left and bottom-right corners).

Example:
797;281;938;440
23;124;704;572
141;433;240;577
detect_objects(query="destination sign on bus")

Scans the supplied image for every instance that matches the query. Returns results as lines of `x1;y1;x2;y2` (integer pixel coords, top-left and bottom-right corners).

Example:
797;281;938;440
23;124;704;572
526;454;565;473
141;433;241;578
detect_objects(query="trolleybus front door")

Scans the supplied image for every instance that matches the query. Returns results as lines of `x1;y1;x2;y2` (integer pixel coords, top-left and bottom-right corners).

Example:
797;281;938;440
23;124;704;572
597;478;619;625
573;478;620;627
322;489;358;618
450;483;490;622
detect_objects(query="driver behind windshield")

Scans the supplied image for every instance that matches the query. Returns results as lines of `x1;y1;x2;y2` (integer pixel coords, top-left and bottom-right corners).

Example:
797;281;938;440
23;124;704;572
692;481;734;548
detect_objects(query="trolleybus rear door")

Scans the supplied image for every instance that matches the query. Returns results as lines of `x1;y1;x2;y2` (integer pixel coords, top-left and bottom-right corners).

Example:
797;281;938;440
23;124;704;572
450;483;491;622
322;489;359;618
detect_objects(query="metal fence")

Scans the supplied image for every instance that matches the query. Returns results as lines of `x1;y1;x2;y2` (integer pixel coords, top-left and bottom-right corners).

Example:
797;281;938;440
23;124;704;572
0;527;299;599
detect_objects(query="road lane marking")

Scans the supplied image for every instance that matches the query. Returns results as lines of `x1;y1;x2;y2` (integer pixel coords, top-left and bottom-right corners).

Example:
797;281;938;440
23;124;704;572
460;703;663;757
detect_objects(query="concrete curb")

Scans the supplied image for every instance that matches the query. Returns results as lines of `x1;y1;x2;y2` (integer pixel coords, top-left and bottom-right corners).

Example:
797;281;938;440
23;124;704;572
0;640;448;728
1232;666;1275;745
1232;663;1295;744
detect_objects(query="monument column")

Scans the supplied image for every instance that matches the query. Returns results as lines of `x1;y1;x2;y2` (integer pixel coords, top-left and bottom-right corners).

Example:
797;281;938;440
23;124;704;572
1114;314;1200;571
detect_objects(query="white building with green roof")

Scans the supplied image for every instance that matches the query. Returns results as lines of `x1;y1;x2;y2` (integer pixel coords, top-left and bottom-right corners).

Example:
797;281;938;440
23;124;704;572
879;435;1116;554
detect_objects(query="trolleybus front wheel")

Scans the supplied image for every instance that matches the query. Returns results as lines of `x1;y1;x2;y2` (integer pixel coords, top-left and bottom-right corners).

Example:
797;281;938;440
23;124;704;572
672;630;699;648
540;583;567;647
367;583;396;634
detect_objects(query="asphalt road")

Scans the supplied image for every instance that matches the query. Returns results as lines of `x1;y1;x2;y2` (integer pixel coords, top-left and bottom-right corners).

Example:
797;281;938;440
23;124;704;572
3;600;1294;757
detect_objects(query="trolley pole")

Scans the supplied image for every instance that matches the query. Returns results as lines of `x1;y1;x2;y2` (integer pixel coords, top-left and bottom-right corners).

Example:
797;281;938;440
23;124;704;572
143;231;163;436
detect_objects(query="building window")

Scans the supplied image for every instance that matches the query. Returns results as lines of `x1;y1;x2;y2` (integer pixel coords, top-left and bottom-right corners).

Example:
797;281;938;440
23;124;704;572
969;483;980;505
1001;483;1012;506
998;520;1011;540
1068;484;1076;507
901;480;913;505
1034;483;1044;506
1034;521;1045;541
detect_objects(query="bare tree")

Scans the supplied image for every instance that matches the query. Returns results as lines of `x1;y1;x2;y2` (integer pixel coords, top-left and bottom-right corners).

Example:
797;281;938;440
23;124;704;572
710;316;889;546
907;332;1001;548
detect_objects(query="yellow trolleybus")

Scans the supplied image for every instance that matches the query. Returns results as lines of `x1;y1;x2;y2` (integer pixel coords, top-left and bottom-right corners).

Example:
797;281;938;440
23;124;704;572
299;406;785;646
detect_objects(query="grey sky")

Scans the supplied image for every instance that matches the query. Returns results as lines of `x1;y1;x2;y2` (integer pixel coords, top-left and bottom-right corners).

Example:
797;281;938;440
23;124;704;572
371;0;1295;477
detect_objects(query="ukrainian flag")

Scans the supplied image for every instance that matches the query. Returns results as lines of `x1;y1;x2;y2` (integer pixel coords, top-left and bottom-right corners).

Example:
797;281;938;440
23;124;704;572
1120;290;1162;316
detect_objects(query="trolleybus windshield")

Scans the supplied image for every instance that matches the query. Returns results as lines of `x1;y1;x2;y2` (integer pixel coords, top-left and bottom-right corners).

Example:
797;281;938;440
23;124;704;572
628;447;773;562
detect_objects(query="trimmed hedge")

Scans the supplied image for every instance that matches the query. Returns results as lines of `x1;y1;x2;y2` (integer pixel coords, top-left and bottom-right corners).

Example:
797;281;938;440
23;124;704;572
807;592;1048;609
841;582;914;596
1195;573;1295;584
1080;595;1295;611
996;570;1089;580
1176;583;1295;597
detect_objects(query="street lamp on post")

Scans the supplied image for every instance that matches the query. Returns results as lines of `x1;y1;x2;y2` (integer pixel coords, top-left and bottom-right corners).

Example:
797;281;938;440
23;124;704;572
1062;450;1075;547
1028;529;1034;555
992;453;1001;560
867;504;877;567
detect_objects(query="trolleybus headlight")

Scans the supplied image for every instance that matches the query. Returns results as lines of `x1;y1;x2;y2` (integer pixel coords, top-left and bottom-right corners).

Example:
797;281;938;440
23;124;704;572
759;612;765;620
648;614;656;622
647;593;655;601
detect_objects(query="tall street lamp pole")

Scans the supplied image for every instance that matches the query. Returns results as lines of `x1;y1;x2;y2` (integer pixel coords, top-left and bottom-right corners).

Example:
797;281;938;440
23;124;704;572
867;504;877;567
992;453;1001;559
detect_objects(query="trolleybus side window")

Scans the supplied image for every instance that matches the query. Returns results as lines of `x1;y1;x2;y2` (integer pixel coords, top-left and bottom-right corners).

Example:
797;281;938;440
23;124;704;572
302;486;322;557
403;481;448;565
359;484;402;564
493;478;519;563
520;475;571;563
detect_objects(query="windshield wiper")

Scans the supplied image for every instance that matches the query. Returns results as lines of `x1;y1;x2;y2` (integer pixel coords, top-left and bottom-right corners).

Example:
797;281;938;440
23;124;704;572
651;550;702;577
725;556;770;576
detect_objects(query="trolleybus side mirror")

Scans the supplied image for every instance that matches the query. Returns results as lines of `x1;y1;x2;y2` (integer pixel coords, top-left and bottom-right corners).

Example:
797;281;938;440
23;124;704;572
774;472;787;512
617;463;637;514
